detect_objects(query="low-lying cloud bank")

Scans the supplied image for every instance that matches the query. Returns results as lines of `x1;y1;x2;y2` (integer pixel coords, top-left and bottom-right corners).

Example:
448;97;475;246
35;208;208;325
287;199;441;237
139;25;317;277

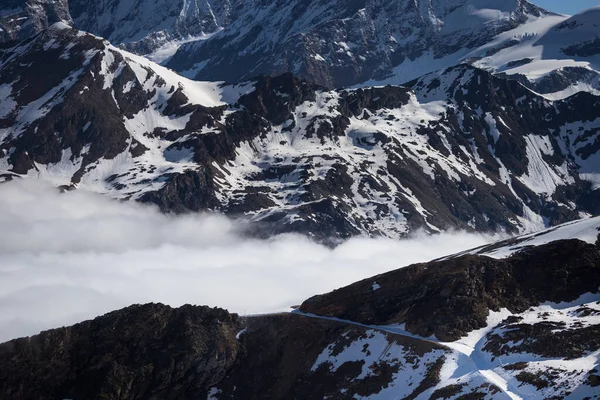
0;180;493;342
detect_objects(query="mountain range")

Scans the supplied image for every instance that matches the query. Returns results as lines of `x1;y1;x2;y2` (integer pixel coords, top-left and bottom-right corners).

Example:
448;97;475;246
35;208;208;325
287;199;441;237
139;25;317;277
2;0;599;95
1;1;600;398
1;9;600;239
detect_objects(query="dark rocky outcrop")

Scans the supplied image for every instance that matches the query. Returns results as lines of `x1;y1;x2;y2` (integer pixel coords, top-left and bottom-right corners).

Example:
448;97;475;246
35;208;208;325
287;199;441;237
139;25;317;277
0;304;241;400
484;322;600;360
237;74;318;126
0;307;457;400
563;38;600;58
0;0;72;44
300;239;600;341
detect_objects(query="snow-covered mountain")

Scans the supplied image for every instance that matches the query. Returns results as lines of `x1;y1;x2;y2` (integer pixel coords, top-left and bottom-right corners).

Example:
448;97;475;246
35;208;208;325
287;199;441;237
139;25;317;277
1;23;600;240
166;0;552;87
0;23;253;207
3;1;599;99
1;2;599;399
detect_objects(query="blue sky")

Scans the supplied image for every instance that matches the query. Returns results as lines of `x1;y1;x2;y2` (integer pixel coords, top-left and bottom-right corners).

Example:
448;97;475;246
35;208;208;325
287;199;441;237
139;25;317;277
531;0;600;15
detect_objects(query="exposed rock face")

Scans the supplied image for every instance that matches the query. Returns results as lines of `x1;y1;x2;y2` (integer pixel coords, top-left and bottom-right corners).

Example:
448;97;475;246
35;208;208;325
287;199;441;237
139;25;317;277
1;26;600;240
0;303;241;400
167;0;548;88
0;308;505;399
0;0;72;44
68;0;233;56
300;239;600;341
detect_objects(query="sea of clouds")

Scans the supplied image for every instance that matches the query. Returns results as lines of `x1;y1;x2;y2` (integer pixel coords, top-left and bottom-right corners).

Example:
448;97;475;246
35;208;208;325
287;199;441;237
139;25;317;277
0;180;494;342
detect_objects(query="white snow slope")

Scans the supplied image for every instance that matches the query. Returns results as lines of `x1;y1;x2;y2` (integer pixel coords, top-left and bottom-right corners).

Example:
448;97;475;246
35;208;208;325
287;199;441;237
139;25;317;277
364;6;600;99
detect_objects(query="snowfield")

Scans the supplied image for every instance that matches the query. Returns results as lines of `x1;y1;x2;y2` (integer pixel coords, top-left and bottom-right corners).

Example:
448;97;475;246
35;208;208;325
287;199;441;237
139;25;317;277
467;215;600;258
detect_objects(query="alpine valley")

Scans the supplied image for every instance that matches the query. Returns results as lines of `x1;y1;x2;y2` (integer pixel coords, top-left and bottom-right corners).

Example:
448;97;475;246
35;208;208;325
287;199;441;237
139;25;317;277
0;0;600;399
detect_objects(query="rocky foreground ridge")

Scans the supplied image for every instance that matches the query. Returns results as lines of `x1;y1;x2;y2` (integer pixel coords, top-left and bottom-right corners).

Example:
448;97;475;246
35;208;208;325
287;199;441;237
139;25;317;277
2;222;599;399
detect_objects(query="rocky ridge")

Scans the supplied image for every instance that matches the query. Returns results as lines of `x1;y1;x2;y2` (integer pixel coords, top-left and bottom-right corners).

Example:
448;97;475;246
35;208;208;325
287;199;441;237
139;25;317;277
1;219;599;399
2;1;599;100
300;238;600;341
1;24;600;239
166;0;551;87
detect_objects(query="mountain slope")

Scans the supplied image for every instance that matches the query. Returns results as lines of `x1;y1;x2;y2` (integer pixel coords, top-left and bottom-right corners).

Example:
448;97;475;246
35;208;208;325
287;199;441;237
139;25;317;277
1;218;599;399
1;25;600;239
167;0;552;88
3;0;599;99
299;216;600;399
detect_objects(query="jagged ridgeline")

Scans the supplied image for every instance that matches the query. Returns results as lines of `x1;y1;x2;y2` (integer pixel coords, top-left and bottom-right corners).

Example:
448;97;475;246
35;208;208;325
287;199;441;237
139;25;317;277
3;0;599;95
1;22;600;239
